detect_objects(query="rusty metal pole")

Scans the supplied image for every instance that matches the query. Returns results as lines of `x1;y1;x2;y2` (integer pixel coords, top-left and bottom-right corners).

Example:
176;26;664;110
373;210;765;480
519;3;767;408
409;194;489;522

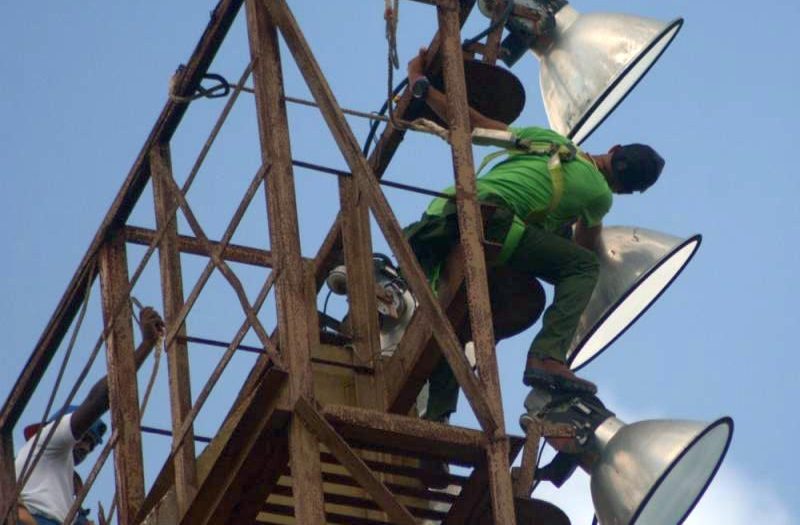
482;0;506;63
245;1;326;522
337;175;382;371
0;430;16;525
436;2;516;523
150;144;198;515
98;231;145;525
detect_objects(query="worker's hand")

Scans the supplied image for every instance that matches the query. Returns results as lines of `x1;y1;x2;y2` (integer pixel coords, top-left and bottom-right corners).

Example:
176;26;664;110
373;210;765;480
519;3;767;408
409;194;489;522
139;306;165;343
407;47;428;84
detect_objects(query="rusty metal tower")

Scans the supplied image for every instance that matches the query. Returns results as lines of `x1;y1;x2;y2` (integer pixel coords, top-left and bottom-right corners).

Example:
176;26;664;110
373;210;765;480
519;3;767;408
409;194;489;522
1;1;563;523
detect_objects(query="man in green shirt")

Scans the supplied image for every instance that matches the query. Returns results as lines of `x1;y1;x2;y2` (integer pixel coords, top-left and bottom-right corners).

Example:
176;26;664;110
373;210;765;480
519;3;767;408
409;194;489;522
405;49;665;424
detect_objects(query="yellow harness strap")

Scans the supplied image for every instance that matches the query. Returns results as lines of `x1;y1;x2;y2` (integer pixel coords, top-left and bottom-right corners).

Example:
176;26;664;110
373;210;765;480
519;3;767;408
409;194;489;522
478;139;586;264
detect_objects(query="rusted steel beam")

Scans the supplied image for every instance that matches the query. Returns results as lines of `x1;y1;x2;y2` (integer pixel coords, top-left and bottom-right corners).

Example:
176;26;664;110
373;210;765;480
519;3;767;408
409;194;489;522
0;431;15;525
385;246;468;414
179;367;290;525
481;0;505;63
150;145;198;515
437;5;514;522
322;404;487;464
513;423;542;499
443;436;525;524
125;225;280;268
267;0;498;435
98;232;145;525
246;1;325;522
484;437;516;523
338;171;382;365
438;0;503;429
295;398;417;525
311;0;477;287
443;458;489;524
0;0;243;434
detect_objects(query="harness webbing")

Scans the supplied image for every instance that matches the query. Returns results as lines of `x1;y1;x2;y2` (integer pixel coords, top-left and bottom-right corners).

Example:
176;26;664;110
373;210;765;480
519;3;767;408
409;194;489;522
480;139;588;265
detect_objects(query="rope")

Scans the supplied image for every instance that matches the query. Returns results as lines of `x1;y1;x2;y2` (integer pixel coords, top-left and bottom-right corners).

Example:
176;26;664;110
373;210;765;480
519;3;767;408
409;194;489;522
384;0;406;132
168;69;231;103
128;297;164;416
384;0;399;70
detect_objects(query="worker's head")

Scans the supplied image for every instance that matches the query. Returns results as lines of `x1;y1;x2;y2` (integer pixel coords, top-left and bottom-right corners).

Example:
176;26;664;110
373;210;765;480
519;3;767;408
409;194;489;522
606;144;665;194
24;406;107;465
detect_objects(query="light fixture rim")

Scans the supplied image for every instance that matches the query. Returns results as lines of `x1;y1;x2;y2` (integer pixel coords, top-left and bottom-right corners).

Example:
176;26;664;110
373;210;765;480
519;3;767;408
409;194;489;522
566;17;685;145
629;416;735;525
568;233;702;371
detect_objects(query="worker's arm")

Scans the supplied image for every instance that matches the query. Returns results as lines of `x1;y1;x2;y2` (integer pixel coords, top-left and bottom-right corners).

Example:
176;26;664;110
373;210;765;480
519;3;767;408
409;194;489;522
408;48;508;132
69;307;164;440
574;219;602;252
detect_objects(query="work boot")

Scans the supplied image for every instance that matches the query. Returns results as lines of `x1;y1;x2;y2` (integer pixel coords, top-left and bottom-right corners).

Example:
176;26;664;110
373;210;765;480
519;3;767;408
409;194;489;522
419;458;450;489
523;357;597;394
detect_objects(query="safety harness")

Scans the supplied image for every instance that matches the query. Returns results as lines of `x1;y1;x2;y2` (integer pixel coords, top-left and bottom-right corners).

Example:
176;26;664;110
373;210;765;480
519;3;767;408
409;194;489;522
477;138;590;265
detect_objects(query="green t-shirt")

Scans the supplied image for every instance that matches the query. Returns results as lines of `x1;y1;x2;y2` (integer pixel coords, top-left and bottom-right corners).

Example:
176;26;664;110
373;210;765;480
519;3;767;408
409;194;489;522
427;126;612;232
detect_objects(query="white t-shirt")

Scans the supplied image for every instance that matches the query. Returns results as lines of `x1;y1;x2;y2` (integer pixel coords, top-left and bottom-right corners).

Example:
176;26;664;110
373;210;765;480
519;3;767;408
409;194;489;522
15;413;77;523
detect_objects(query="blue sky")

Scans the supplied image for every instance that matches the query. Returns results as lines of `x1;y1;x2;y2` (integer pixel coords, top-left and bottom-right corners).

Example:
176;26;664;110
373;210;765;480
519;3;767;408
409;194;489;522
2;1;798;523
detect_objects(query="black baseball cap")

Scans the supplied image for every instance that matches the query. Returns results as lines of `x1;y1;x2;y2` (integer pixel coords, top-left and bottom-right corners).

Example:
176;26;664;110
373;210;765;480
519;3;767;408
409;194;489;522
611;144;665;193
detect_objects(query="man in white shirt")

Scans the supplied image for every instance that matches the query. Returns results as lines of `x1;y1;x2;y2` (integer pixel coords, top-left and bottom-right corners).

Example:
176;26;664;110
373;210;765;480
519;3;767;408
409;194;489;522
15;307;163;525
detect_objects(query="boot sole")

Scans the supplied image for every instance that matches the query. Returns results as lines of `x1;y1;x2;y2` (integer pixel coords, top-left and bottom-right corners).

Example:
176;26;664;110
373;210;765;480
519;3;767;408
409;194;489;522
523;368;598;394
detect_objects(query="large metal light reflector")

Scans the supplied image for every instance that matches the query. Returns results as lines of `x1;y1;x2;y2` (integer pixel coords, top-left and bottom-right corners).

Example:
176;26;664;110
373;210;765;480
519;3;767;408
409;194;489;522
591;417;733;524
567;227;701;370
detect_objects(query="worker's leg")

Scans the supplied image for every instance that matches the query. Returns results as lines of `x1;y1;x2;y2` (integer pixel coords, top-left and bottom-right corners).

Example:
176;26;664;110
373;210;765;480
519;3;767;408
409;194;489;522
405;208;461;422
506;225;599;362
424;356;460;421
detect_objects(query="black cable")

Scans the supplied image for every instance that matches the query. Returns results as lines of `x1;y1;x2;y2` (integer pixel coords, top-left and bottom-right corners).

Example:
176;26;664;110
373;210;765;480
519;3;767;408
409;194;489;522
461;0;515;50
362;77;409;157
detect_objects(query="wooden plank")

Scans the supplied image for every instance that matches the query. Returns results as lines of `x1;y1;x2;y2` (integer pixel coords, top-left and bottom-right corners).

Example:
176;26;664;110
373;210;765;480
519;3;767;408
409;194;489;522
295;398;417;525
444;436;526;525
246;2;326;522
266;0;498;435
443;459;489;525
0;0;243;434
323;404;487;465
269;483;448;521
319;452;469;488
98;232;145;525
179;368;290;525
260;502;395;525
125;225;281;268
150;144;198;515
318;471;458;505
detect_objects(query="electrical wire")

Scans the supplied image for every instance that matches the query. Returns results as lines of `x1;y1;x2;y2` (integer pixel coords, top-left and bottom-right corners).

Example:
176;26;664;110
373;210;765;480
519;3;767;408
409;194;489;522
462;0;515;50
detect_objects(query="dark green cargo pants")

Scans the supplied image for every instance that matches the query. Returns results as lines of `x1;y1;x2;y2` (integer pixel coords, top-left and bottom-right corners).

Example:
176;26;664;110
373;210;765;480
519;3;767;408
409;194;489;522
404;199;599;421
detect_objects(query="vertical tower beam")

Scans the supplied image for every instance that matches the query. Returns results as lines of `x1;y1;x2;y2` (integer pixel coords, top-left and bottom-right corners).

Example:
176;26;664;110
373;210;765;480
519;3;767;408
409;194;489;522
150;144;198;515
0;431;16;525
436;2;516;523
245;1;326;523
98;232;145;525
265;0;497;434
338;175;382;371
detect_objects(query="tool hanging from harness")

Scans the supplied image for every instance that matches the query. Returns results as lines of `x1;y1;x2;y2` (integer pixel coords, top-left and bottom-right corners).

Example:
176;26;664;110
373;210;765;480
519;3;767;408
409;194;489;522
476;138;587;265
